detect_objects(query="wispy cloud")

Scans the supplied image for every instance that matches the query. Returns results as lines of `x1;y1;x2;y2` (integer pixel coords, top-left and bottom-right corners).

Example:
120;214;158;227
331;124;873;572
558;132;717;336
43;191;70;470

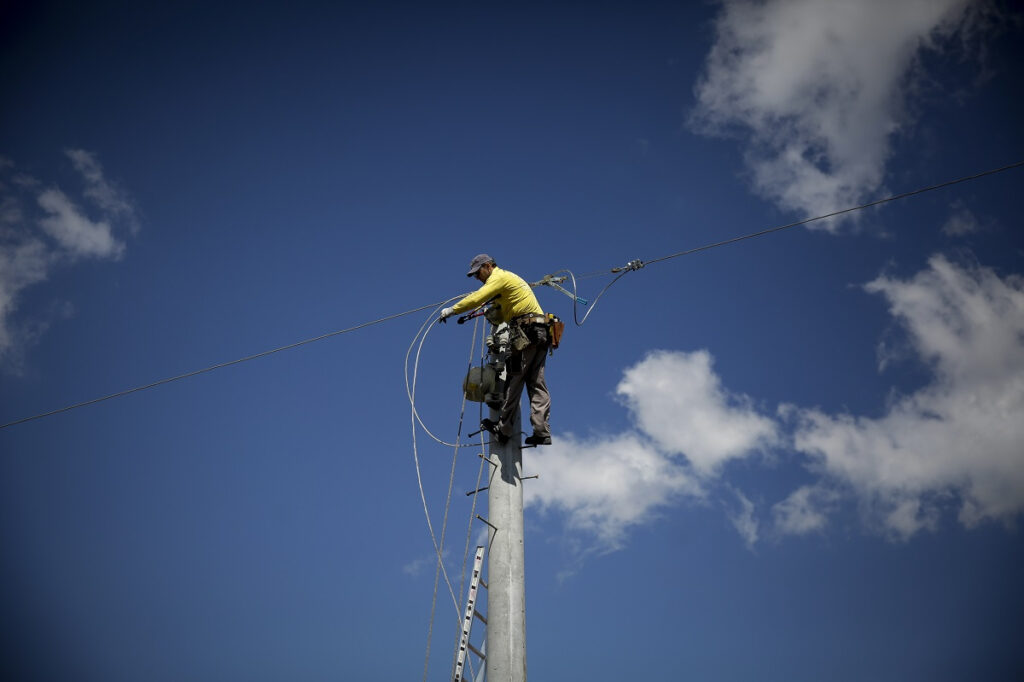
65;148;140;233
37;188;125;259
402;551;451;578
0;150;138;369
771;485;839;537
727;487;760;549
942;200;981;236
691;0;981;227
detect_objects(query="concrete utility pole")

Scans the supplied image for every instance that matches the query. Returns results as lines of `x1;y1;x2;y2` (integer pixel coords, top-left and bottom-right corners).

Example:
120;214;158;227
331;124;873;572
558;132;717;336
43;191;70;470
485;406;527;682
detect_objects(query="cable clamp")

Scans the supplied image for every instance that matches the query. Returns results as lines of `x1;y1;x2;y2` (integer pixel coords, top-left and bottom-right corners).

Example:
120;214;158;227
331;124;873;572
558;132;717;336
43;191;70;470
611;259;645;273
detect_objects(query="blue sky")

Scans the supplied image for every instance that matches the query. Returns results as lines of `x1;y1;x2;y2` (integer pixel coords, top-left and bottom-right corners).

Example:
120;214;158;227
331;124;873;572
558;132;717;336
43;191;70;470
2;1;1023;680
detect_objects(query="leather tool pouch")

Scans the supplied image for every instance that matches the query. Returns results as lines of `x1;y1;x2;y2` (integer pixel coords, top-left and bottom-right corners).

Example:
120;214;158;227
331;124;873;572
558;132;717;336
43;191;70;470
547;314;564;350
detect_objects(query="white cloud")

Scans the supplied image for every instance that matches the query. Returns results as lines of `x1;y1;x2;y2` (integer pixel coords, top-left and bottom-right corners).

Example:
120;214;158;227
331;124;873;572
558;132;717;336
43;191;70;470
727;488;759;549
65;148;139;232
528;432;703;551
0;238;52;356
527;254;1024;561
942;200;981;236
691;0;978;225
526;350;776;554
791;255;1024;537
402;550;450;578
617;350;778;475
0;151;137;367
1;195;23;226
771;485;838;536
38;188;125;259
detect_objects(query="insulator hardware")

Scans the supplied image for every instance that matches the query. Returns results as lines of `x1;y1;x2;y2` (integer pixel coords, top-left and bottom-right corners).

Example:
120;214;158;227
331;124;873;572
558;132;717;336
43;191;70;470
612;259;645;273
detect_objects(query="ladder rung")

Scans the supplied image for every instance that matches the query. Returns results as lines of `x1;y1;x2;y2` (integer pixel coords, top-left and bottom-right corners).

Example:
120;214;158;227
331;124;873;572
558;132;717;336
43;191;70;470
479;578;487;589
474;609;487;625
468;642;486;660
476;514;498;531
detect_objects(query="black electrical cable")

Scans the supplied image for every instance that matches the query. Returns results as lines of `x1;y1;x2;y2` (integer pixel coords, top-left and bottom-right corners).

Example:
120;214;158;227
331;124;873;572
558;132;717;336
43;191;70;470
0;300;446;430
550;159;1024;323
546;268;630;326
645;159;1024;268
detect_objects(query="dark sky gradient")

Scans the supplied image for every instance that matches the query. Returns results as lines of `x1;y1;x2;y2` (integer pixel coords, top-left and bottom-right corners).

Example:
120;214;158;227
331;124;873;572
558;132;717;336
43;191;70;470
2;2;1023;680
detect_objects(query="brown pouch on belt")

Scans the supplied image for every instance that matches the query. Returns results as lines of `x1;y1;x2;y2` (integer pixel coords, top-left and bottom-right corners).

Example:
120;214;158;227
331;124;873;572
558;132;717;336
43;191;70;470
547;314;564;350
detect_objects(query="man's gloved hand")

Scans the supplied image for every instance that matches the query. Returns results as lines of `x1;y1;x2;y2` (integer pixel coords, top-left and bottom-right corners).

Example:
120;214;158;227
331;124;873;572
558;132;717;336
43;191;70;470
438;306;454;323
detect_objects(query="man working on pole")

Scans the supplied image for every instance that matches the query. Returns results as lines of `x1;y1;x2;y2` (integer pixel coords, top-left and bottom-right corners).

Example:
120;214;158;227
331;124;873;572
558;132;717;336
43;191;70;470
439;254;552;446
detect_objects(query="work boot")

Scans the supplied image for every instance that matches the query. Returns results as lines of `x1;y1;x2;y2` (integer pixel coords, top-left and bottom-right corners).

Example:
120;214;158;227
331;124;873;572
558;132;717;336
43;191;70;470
480;419;510;445
524;433;552;446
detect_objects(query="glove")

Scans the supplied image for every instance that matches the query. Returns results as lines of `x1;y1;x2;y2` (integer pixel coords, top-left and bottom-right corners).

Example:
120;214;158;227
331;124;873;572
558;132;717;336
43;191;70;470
438;306;454;323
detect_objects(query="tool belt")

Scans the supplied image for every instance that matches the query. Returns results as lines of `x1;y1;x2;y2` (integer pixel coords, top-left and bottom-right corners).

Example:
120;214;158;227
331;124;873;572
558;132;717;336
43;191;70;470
509;313;548;352
513;314;547;326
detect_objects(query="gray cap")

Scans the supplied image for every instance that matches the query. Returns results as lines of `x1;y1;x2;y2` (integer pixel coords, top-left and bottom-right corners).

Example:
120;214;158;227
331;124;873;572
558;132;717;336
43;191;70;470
466;253;493;277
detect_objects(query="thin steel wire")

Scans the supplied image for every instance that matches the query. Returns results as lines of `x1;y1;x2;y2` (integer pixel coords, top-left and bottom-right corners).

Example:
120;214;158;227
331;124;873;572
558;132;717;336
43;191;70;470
451;330;491;682
2;300;448;430
405;297;467;448
422;316;481;682
408;304;465;642
644;159;1024;267
543;268;632;327
536;159;1024;327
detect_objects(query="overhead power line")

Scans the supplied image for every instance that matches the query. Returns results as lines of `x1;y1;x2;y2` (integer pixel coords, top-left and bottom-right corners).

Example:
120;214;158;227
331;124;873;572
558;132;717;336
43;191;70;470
575;158;1024;277
1;158;1021;431
641;158;1024;268
0;301;445;430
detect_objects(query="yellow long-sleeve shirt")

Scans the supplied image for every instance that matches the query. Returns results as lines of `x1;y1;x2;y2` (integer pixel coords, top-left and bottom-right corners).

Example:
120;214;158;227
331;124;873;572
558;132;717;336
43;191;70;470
451;267;543;324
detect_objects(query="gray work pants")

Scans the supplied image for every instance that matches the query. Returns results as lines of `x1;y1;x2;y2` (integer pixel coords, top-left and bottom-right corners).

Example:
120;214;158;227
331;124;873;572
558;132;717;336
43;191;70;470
499;335;551;438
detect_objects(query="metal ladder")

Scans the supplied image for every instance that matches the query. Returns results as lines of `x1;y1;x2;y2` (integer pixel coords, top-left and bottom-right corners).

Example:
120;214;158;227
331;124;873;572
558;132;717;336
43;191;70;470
453;546;487;682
